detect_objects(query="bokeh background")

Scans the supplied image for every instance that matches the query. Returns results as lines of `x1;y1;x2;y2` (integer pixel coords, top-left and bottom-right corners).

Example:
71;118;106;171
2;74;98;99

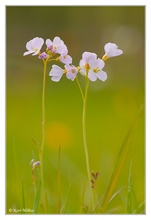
6;6;145;213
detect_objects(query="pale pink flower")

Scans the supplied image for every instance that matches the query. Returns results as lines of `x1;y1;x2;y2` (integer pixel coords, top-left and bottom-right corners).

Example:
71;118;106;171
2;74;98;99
102;42;123;61
65;65;78;81
23;37;44;56
59;54;72;65
80;52;107;82
49;65;64;82
46;37;68;55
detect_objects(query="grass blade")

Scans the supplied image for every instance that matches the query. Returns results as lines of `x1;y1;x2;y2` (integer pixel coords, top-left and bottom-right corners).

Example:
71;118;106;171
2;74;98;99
21;178;26;213
108;186;126;205
101;104;144;213
127;161;132;213
131;184;139;210
33;180;41;214
62;179;72;214
93;194;104;213
133;200;145;214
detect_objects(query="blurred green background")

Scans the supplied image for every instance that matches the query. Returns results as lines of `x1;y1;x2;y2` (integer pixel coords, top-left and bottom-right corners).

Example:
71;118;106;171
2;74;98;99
6;6;145;213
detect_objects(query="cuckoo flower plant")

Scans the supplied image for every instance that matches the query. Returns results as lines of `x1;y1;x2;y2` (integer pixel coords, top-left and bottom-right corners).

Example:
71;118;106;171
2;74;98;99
23;36;73;212
24;35;123;213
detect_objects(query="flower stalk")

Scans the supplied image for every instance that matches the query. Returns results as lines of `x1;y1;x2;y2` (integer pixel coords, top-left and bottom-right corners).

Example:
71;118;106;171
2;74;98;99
39;60;47;212
23;36;123;214
82;73;94;210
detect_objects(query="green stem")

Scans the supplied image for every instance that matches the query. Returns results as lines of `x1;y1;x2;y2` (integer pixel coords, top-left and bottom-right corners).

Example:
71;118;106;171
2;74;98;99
39;60;47;212
58;145;61;213
76;77;84;101
82;76;94;210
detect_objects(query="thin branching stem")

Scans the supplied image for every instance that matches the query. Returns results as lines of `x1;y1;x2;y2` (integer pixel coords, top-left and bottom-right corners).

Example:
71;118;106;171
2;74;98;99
82;75;94;210
39;60;47;212
76;77;84;101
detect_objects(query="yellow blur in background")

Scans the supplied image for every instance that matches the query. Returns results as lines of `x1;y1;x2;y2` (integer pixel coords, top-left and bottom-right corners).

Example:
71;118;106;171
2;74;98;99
45;121;73;148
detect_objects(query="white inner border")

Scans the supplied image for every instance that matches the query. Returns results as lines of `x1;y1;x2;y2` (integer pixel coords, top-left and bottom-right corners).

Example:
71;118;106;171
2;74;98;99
1;1;150;220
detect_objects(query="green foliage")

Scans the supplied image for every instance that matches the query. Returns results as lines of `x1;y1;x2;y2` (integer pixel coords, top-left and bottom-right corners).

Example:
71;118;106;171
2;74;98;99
101;104;144;213
21;178;26;213
33;181;41;214
127;161;132;213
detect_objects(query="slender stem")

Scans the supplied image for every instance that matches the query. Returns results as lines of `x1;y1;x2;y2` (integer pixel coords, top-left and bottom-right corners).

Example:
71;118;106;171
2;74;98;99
82;76;94;210
76;77;84;101
58;145;61;213
32;170;37;197
39;60;47;212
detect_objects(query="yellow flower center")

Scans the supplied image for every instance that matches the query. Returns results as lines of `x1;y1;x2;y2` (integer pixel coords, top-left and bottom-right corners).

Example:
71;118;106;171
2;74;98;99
102;54;109;61
85;63;90;70
72;69;76;73
32;47;38;52
93;67;99;73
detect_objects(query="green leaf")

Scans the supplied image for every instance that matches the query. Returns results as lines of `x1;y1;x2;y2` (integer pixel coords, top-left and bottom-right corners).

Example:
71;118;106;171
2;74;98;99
101;104;144;213
93;194;104;213
33;180;41;214
62;179;72;214
133;200;145;214
108;186;126;205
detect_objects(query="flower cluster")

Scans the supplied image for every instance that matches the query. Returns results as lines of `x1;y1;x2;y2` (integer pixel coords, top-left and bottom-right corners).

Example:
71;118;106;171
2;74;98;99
23;36;123;82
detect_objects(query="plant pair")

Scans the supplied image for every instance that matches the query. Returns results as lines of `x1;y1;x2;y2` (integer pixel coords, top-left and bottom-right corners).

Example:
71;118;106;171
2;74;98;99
23;36;123;212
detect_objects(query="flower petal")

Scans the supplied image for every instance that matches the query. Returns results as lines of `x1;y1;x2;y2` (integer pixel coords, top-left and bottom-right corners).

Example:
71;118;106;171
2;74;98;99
32;51;39;56
89;57;98;69
97;70;107;81
66;72;77;81
97;58;105;69
46;39;53;48
23;51;34;56
26;40;32;50
23;37;44;56
104;42;123;58
60;54;72;64
51;75;63;82
82;52;97;63
33;37;44;50
57;45;68;55
79;59;85;67
88;70;97;81
104;42;117;54
53;36;63;45
49;65;63;76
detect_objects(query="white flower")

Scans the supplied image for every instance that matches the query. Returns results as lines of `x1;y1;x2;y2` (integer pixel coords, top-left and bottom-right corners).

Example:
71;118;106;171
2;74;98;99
59;54;72;65
88;58;107;82
49;65;64;82
46;37;68;55
23;37;44;56
65;65;78;81
49;64;78;82
79;51;97;67
102;42;123;61
79;52;107;82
